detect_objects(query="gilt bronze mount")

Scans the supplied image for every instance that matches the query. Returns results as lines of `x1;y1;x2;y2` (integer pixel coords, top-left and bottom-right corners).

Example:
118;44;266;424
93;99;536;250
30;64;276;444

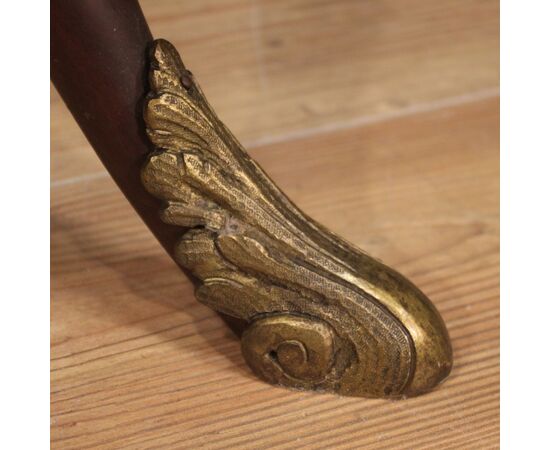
141;39;452;399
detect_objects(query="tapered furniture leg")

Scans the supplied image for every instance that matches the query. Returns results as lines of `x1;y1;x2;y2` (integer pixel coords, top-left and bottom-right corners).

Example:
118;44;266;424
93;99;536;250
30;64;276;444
51;0;452;399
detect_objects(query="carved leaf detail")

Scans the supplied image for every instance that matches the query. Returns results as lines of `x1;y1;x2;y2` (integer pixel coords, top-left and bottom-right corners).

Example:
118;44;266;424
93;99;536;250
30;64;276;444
142;39;452;398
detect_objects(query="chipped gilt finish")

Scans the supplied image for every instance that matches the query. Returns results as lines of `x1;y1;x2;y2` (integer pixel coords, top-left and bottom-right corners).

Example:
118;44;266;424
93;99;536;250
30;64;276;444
141;40;452;399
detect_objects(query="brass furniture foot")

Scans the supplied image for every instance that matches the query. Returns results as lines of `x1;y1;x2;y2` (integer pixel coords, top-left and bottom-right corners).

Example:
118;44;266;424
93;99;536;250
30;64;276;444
141;39;452;399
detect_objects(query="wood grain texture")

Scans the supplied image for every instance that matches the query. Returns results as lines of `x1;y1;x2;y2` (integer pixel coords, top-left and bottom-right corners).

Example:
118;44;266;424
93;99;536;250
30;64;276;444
51;0;499;448
51;0;499;183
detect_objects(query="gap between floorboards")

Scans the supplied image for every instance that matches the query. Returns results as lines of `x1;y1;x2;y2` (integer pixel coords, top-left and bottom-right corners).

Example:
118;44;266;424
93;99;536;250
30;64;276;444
51;87;499;189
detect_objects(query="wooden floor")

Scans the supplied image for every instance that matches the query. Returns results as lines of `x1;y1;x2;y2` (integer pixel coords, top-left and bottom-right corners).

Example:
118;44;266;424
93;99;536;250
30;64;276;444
51;1;499;448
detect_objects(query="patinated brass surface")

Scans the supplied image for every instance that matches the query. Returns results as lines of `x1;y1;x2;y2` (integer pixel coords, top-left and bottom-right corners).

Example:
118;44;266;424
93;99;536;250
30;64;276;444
141;39;452;398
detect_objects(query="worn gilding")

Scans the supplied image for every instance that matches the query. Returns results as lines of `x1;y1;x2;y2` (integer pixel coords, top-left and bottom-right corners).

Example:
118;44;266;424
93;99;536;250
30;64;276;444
141;39;452;398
